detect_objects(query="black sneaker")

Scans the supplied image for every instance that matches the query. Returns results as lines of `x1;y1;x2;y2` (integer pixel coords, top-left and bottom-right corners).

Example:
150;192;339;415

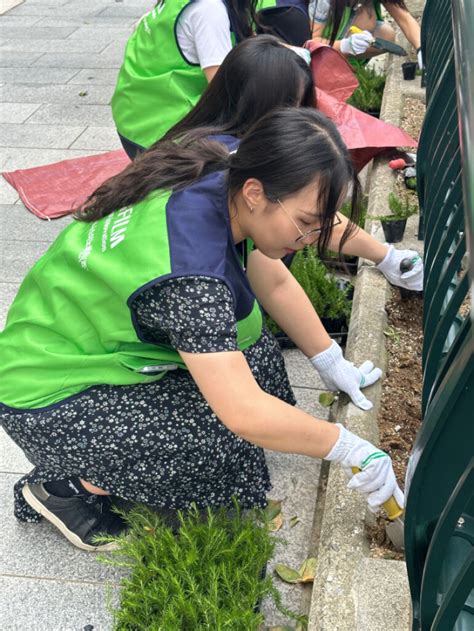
22;483;126;552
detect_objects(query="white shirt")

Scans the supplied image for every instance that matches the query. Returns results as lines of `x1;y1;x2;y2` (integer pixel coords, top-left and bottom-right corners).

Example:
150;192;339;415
308;0;331;24
176;0;233;68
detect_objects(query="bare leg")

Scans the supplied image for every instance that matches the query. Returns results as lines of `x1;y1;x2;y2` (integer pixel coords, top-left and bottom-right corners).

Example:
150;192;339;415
80;479;110;495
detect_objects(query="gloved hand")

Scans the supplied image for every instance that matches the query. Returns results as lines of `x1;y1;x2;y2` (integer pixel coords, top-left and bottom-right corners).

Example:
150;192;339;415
310;341;382;410
340;30;374;55
376;244;423;290
325;423;405;512
417;47;423;70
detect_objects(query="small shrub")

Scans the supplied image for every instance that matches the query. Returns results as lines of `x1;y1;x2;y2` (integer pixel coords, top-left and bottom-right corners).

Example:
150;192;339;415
374;191;419;222
347;65;386;113
98;504;303;630
266;248;353;335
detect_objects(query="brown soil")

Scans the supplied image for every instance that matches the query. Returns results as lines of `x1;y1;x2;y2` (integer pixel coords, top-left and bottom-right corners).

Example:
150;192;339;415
367;288;423;559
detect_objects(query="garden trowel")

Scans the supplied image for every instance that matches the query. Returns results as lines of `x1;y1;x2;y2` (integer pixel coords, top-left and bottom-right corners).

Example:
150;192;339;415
349;25;408;57
352;467;405;550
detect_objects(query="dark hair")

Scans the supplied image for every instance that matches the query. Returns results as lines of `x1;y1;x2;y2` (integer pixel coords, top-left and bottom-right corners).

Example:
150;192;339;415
313;0;409;45
222;0;260;42
161;35;315;143
76;108;360;260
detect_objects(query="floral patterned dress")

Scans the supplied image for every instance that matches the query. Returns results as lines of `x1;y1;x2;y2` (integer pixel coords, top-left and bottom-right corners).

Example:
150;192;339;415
1;276;296;523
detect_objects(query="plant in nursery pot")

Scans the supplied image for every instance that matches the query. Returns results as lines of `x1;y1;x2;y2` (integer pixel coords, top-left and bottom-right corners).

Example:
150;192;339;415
374;192;418;243
321;196;368;275
266;247;353;348
346;65;386;117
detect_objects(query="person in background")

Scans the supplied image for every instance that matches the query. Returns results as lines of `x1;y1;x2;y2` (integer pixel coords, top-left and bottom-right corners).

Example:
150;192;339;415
160;36;424;294
308;0;421;63
0;109;403;551
111;0;311;159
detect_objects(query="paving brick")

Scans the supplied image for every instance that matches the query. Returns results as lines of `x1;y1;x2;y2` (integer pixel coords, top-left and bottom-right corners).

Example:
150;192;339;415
32;51;123;67
36;15;139;27
0;281;18;329
0;146;103;170
0;25;77;39
0;430;31;475
0;204;71;243
0;15;43;26
70;125;121;150
99;4;150;18
6;3;107;17
68;67;119;85
0;176;19;205
101;39;127;56
1;82;114;104
0;66;80;84
0;51;43;68
28;102;114;126
67;26;133;41
0;575;116;631
1;240;52;283
0;38;109;53
0;473;127;583
0;122;84;149
0;102;41;124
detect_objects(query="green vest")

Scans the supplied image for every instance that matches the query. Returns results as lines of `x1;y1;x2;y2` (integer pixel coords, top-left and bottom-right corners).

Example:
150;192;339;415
0;175;262;410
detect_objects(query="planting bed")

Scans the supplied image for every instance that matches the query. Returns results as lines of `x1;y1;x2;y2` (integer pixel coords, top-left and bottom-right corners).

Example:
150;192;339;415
368;288;423;559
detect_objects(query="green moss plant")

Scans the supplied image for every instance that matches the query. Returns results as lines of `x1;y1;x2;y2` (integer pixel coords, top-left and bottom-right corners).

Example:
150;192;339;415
97;503;304;630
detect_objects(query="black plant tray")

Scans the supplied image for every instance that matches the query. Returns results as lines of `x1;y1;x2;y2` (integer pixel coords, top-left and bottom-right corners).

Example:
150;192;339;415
321;255;359;276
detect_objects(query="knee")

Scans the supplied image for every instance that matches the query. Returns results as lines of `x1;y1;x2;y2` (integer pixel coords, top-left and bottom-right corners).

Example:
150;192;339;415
376;24;396;42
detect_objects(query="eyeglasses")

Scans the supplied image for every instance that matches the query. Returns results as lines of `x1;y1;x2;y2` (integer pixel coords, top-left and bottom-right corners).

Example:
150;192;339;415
277;198;342;244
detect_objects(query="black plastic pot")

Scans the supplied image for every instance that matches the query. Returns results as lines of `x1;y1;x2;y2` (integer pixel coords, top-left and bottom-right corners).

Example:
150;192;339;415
402;61;417;80
381;218;407;243
366;109;381;118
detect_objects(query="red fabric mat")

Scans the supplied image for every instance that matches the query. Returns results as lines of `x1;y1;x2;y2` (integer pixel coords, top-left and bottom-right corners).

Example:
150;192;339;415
2;149;130;220
308;42;417;171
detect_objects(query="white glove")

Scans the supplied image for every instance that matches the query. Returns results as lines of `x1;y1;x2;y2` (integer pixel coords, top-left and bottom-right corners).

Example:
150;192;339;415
310;341;382;410
376;244;423;290
325;423;405;512
417;47;423;70
340;31;374;55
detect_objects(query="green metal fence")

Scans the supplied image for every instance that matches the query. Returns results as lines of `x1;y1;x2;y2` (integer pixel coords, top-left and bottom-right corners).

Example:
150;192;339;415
404;0;474;629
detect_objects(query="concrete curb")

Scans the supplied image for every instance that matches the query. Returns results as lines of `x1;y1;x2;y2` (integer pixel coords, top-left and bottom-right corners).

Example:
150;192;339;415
307;6;425;629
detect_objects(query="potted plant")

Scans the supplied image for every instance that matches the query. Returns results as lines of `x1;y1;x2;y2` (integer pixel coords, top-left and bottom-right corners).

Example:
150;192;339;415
374;191;418;243
266;247;353;348
322;197;368;275
347;65;386;117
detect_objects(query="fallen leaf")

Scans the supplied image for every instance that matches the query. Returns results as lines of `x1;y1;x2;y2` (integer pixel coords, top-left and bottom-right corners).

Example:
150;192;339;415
79;91;88;97
319;392;336;407
264;499;282;522
268;512;283;532
298;557;317;583
274;563;301;584
289;516;300;528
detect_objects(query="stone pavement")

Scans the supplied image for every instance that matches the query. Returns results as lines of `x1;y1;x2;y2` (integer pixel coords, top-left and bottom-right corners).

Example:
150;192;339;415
0;2;330;628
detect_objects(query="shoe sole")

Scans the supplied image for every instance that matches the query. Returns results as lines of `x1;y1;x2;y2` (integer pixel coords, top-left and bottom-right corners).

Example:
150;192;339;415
22;484;120;553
